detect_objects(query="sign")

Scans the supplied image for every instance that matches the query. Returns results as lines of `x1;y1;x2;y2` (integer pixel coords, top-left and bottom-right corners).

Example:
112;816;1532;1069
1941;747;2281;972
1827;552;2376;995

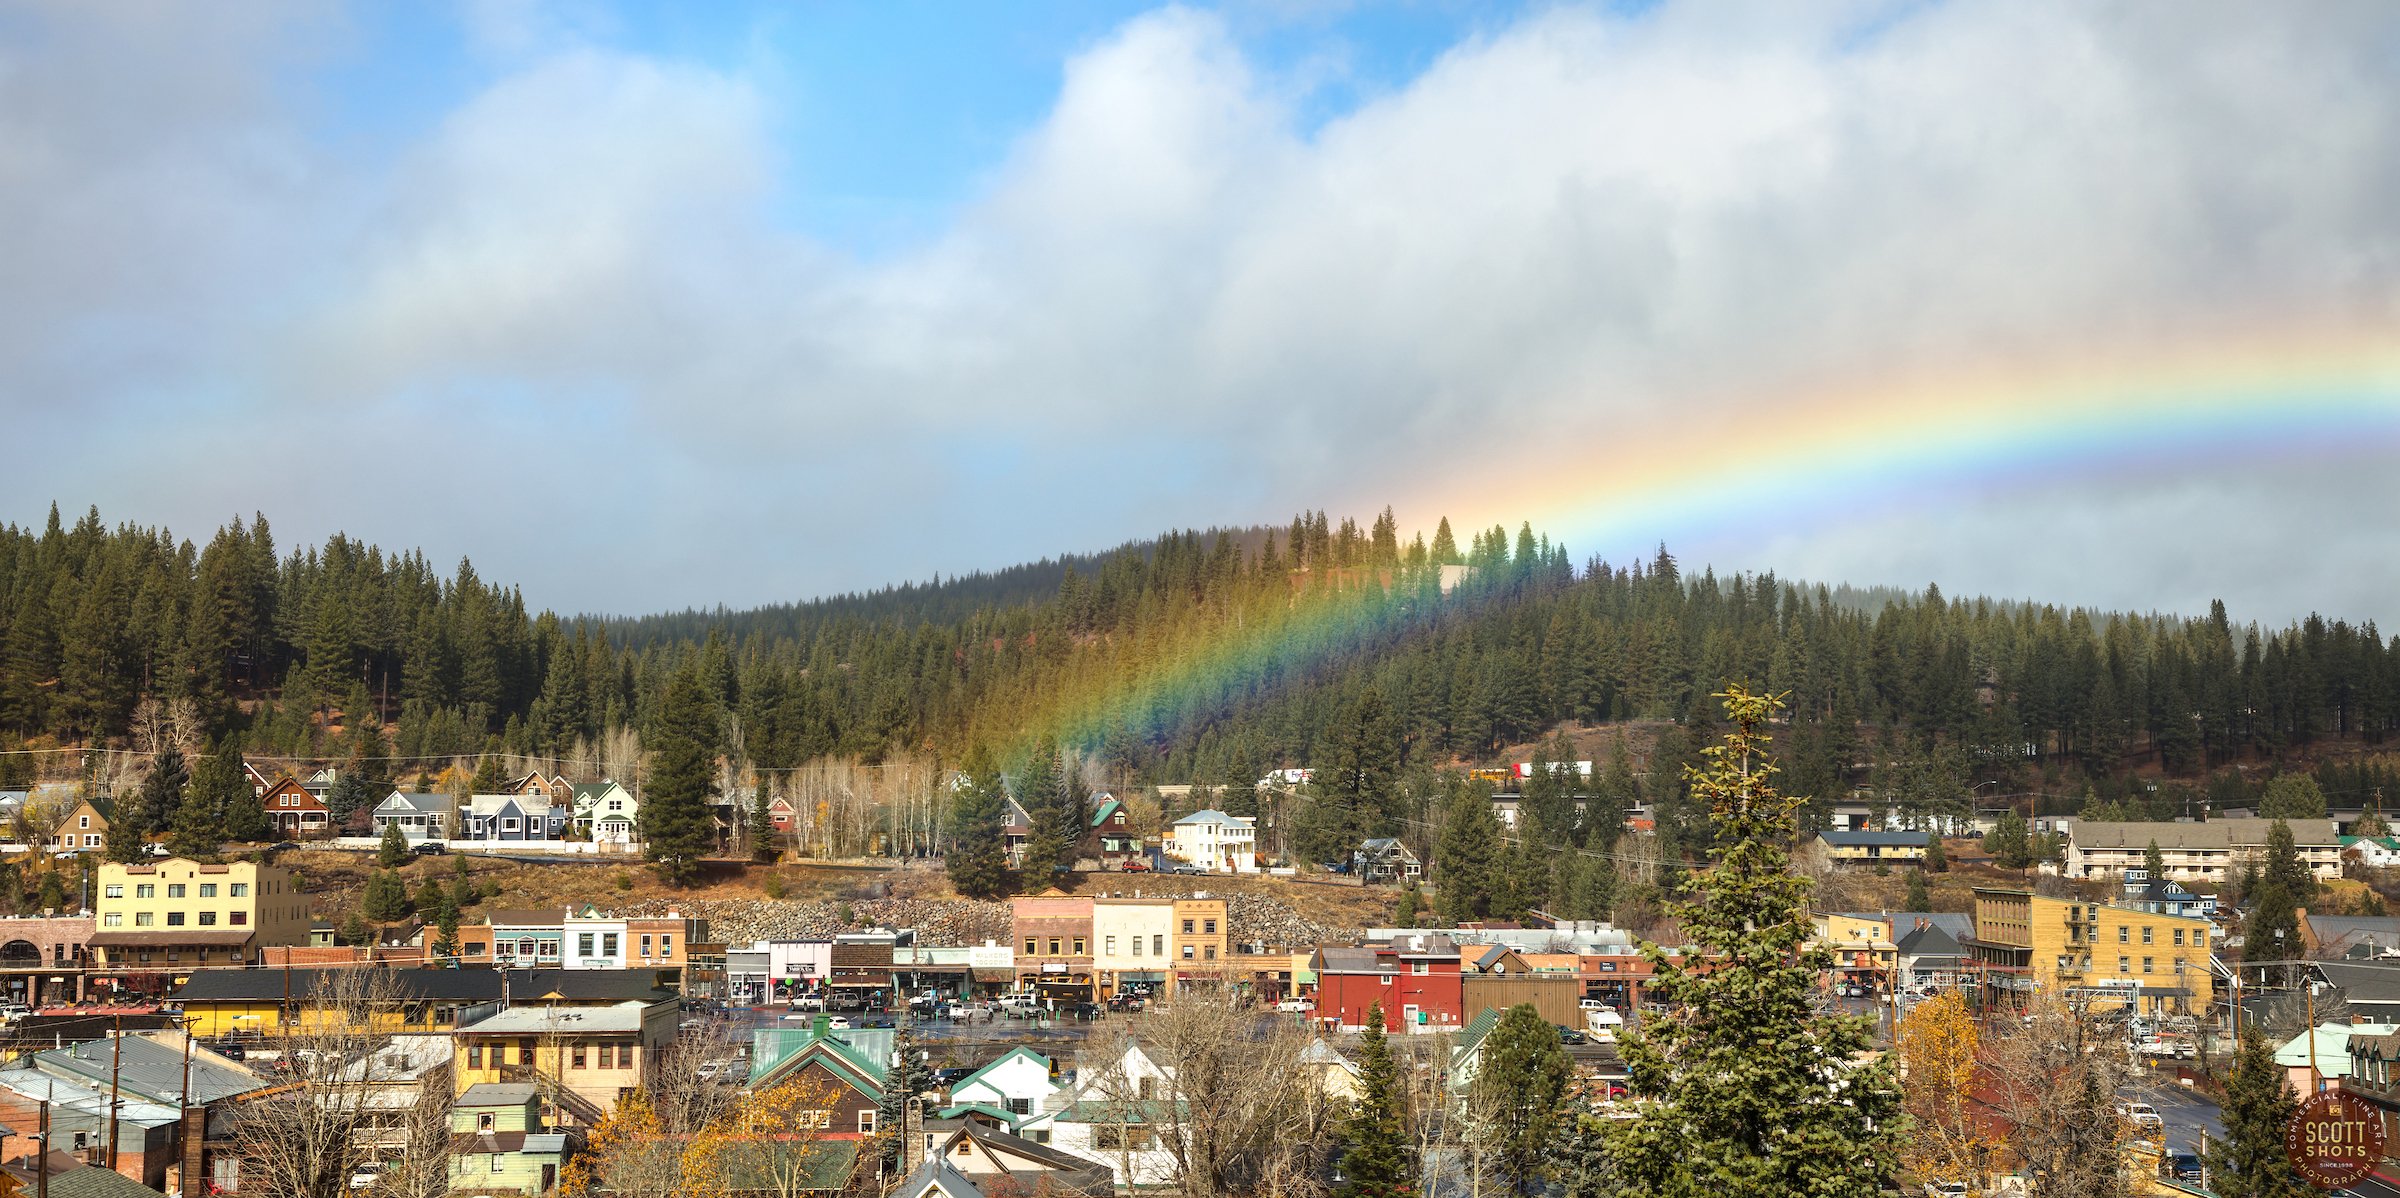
2285;1089;2386;1189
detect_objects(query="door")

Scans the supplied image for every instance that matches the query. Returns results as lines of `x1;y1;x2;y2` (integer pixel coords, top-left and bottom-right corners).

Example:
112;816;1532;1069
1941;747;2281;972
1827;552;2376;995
542;1164;557;1191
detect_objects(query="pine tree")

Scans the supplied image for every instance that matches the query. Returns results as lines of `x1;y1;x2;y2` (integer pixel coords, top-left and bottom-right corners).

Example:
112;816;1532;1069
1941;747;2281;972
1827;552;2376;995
1607;686;1902;1196
1470;1003;1571;1194
1984;809;2031;870
643;670;721;887
876;1028;937;1174
2144;839;2166;882
413;875;444;913
339;911;371;946
1394;887;1422;926
362;870;409;922
166;772;226;859
469;755;507;796
325;771;373;825
220;766;269;842
946;757;1010;900
378;820;408;867
2207;1027;2311;1198
431;897;461;967
1923;831;1946;872
2259;774;2328;820
1436;786;1503;925
2266;818;2314;901
1338;1005;1416;1198
449;854;477;909
1017;744;1070;878
748;780;778;862
1904;869;1931;912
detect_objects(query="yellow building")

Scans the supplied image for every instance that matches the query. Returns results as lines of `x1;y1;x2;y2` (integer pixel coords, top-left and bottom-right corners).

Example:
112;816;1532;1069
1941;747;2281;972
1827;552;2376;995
1967;887;2214;1015
1171;897;1231;981
89;858;312;989
1811;913;1898;985
451;995;680;1126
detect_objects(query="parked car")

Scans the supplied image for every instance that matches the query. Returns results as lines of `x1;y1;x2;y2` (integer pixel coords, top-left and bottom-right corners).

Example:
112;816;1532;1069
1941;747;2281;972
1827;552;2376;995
695;1059;733;1083
1119;859;1152;872
412;841;446;856
0;1003;31;1022
1578;998;1607;1011
827;1016;852;1031
788;994;825;1012
348;1162;385;1190
2115;1101;2164;1132
2162;1153;2204;1183
1555;1026;1587;1044
1274;998;1311;1013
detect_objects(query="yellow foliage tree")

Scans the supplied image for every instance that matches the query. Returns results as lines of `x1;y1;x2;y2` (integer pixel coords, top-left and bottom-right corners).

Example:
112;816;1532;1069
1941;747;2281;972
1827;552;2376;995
681;1074;849;1198
1895;989;1987;1188
559;1089;664;1198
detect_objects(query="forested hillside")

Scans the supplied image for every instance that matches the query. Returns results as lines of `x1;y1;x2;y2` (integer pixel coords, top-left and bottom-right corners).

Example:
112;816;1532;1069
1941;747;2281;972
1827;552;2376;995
2;502;2396;847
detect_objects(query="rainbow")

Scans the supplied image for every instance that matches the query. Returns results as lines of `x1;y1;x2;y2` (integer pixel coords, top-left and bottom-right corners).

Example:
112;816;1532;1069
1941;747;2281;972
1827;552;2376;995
1437;322;2400;568
1006;323;2400;754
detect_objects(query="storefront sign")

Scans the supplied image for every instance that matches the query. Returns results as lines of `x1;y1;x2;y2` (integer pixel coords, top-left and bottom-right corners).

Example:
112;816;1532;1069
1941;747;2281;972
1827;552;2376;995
2286;1090;2385;1189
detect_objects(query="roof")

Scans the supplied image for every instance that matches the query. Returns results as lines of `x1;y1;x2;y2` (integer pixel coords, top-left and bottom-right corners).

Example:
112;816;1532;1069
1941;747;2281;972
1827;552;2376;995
894;1158;985;1198
376;793;451;813
2318;961;2400;1006
1173;809;1250;826
458;1001;651;1036
2276;1023;2396;1078
2071;819;2341;850
2308;915;2400;959
32;1033;267;1105
1895;924;1964;960
1816;830;1933;848
1088;798;1123;828
1055;1099;1179;1125
172;967;670;1006
0;1069;179;1128
1297;1039;1358;1075
751;1027;893;1091
947;1124;1115;1196
484;909;561;928
456;1082;543;1107
12;1161;165;1198
954;1046;1052;1096
1450;1009;1504;1074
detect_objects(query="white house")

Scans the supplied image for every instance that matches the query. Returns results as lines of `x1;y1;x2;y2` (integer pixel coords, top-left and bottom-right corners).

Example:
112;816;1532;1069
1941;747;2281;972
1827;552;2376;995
947;1046;1059;1121
563;905;629;969
1023;1042;1180;1192
1165;810;1257;874
570;782;639;849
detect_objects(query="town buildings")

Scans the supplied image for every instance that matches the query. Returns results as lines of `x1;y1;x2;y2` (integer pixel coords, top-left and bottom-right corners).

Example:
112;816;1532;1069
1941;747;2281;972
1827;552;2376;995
1965;886;2214;1015
2064;818;2342;881
1009;894;1228;1000
88;858;312;990
1163;810;1256;873
1309;934;1466;1034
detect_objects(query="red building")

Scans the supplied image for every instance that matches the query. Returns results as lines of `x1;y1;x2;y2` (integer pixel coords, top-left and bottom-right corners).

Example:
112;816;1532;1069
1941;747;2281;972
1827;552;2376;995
1308;934;1464;1034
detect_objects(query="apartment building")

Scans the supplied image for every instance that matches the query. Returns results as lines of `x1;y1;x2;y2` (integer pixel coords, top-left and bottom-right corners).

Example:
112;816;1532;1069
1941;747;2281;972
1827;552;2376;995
2066;819;2341;881
1171;897;1231;976
1012;894;1095;1001
88;859;311;986
1967;886;2214;1016
1164;810;1257;873
1092;898;1176;998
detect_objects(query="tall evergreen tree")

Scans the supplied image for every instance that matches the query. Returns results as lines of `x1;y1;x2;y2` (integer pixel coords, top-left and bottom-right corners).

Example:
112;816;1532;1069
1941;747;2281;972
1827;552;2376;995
2143;839;2166;882
1436;786;1503;925
1470;1003;1571;1194
1337;1005;1416;1198
946;757;1010;899
1017;743;1072;878
876;1028;938;1175
430;896;462;967
747;779;778;862
378;820;409;867
1922;831;1946;872
643;670;721;887
2206;1027;2311;1198
1983;809;2031;870
362;870;409;922
1903;869;1931;912
1608;686;1902;1196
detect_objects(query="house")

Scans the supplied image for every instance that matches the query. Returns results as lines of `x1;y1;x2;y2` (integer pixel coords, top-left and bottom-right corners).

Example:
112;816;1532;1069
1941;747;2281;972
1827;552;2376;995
922;1123;1114;1198
0;1068;181;1189
369;792;453;841
747;1018;891;1138
1309;935;1464;1034
2308;915;2400;961
1295;1039;1362;1103
1893;920;1970;990
1447;1007;1507;1093
240;763;277;799
1812;830;1932;868
569;782;638;849
256;778;331;839
1966;887;2215;1015
446;1083;568;1195
1001;796;1035;868
1812;913;1898;987
1164;810;1256;874
1355;838;1422;883
2064;819;2342;881
452;997;678;1126
891;1158;988;1198
2315;961;2400;1023
2118;873;2213;919
945;1047;1058;1122
1022;1042;1180;1192
1083;797;1143;866
47;796;110;854
2344;836;2400;870
502;774;573;804
88;859;314;991
456;795;568;843
2278;1023;2396;1098
1;1151;172;1198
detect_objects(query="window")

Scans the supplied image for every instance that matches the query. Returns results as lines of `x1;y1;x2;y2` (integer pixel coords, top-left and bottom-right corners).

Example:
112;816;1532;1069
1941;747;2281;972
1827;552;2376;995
641;935;654;958
230;912;247;925
1204;920;1217;935
1008;1097;1031;1115
83;834;99;848
168;884;186;898
602;934;618;956
2142;957;2154;974
103;885;123;899
136;884;156;899
1131;937;1143;958
2173;929;2185;946
2142;926;2154;945
579;934;596;957
1071;937;1086;955
1154;935;1165;955
2117;926;2128;943
1204;946;1216;960
502;818;519;833
1104;936;1117;955
468;1045;484;1068
518;938;537;957
1023;939;1037;956
1380;975;1392;986
135;913;155;927
199;883;217;897
2117;955;2130;973
199;912;217;926
231;883;249;897
1182;920;1195;935
660;935;673;956
477;1113;495;1133
1412;962;1428;976
1047;938;1062;956
572;1045;587;1068
858;1111;878;1135
1182;945;1195;960
78;816;89;829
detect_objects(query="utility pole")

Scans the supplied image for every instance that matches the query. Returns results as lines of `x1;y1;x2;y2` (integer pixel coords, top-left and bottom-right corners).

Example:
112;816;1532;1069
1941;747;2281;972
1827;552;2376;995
104;1016;121;1167
35;1098;47;1198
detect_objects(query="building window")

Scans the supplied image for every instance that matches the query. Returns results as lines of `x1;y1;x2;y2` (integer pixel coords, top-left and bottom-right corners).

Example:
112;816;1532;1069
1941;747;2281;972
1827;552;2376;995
1182;945;1195;960
136;885;155;899
572;1045;587;1068
2117;926;2128;943
478;1113;495;1133
660;934;672;955
232;883;248;897
199;884;217;897
1204;920;1217;935
103;885;123;899
859;1111;878;1135
1182;920;1195;935
102;914;121;927
641;935;653;958
230;911;247;925
580;934;596;957
199;912;217;925
1047;938;1062;956
2117;956;2129;974
2173;929;2185;946
1072;937;1086;955
2142;927;2154;945
169;884;186;898
78;816;88;829
518;938;537;957
1154;935;1165;955
2143;957;2154;974
1131;937;1143;958
1023;938;1037;956
1412;962;1428;976
1104;936;1117;955
135;913;155;927
468;1045;484;1068
1204;946;1216;960
519;1040;537;1065
602;934;618;956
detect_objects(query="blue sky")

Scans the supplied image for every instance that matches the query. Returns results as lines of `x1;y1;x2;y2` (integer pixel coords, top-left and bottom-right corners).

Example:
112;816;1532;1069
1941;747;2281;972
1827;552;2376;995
2;1;2397;622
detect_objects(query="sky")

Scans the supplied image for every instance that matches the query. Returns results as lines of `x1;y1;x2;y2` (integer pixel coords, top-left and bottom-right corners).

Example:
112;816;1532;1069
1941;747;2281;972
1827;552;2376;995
4;0;2399;625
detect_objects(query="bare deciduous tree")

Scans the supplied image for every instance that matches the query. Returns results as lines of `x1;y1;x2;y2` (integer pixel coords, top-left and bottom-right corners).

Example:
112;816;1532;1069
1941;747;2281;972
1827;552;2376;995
224;969;427;1198
1980;998;2138;1198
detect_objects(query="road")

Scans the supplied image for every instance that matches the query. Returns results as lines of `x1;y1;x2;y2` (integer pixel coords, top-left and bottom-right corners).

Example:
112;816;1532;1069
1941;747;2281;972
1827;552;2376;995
2126;1079;2223;1157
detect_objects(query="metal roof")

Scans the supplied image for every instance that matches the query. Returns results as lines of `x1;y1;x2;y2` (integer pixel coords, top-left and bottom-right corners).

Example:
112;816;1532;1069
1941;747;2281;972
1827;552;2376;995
458;1002;649;1035
33;1034;268;1106
457;1082;543;1107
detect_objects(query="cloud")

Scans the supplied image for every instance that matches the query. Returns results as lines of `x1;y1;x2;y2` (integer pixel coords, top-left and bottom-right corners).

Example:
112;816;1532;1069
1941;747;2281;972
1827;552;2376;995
2;2;2397;622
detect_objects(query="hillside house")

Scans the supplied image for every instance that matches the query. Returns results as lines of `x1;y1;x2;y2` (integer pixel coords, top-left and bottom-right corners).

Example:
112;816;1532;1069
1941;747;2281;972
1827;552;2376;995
258;778;331;838
1083;797;1143;867
458;795;568;844
47;796;110;854
1164;810;1256;874
1355;838;1421;883
569;782;638;849
370;792;454;841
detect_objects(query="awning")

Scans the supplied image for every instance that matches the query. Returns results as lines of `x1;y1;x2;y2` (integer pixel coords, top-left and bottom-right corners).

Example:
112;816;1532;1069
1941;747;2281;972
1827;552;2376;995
830;979;890;989
971;968;1014;983
90;930;255;949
